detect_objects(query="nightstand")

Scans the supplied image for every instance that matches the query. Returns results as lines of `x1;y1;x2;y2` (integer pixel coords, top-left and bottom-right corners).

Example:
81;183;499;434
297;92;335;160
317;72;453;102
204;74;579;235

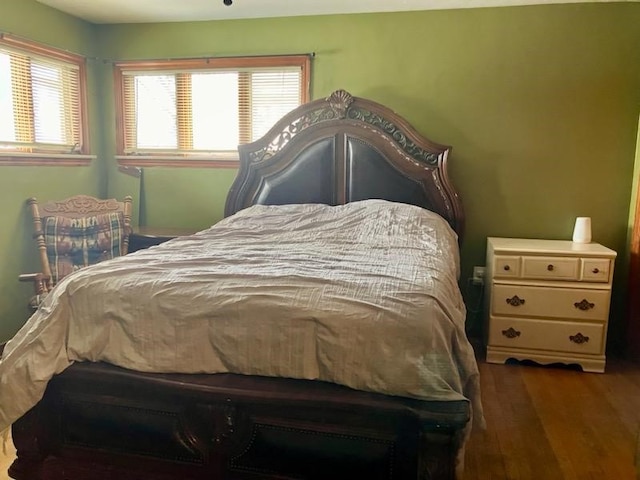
129;226;198;253
484;237;617;373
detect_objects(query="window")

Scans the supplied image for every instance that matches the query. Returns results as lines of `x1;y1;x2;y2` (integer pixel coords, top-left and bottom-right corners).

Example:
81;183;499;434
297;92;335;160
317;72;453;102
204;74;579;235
114;55;310;167
0;34;89;165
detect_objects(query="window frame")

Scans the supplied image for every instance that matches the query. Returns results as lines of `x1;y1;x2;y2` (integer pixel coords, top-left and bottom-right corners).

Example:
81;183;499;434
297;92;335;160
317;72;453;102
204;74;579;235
0;34;91;166
114;55;311;169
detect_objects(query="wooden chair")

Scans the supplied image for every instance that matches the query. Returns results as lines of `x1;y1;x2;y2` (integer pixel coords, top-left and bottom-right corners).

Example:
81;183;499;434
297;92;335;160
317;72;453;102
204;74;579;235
19;195;133;308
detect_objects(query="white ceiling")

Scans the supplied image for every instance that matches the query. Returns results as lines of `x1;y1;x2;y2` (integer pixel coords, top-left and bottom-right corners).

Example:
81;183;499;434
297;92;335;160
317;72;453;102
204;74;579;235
35;0;637;24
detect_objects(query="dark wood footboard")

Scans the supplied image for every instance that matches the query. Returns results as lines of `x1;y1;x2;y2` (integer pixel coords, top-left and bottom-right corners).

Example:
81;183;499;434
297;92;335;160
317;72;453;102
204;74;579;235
10;362;469;480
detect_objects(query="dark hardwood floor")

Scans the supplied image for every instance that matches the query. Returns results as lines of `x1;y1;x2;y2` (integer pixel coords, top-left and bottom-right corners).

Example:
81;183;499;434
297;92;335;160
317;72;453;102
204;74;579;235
464;351;640;479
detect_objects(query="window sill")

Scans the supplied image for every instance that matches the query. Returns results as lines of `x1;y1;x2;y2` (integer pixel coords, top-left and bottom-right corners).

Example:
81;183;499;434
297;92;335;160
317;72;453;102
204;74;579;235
117;155;240;169
0;152;95;166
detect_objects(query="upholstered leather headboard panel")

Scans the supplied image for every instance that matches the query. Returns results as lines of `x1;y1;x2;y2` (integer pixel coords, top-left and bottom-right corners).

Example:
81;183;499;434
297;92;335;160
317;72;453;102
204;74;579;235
252;137;336;207
346;137;432;208
225;90;465;238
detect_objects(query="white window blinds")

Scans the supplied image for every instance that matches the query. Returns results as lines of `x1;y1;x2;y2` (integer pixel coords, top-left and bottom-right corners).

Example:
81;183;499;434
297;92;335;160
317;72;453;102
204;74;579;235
116;55;310;159
0;36;85;153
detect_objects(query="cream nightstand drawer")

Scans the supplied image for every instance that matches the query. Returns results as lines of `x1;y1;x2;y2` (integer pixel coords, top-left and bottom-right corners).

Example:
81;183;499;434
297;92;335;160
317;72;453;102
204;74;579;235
521;256;579;281
488;317;604;356
492;284;610;321
581;258;611;283
493;256;520;278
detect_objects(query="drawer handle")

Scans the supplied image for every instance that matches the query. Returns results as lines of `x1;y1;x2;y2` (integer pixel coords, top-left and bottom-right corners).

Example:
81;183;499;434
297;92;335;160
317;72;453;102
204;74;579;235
574;299;595;311
502;327;521;339
503;265;511;271
506;295;525;307
569;333;589;344
592;268;600;274
547;264;554;271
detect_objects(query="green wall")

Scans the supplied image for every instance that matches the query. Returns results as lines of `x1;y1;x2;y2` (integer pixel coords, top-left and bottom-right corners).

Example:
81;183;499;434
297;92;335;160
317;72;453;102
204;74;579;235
0;0;101;340
98;4;640;347
2;3;640;353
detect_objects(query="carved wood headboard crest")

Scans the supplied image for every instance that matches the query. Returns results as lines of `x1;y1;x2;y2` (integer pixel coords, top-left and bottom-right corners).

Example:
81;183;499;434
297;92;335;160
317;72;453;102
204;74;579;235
225;90;465;238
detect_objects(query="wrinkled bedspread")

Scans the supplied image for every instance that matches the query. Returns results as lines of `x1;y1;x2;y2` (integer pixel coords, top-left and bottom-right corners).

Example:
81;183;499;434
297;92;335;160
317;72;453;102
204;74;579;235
0;199;483;432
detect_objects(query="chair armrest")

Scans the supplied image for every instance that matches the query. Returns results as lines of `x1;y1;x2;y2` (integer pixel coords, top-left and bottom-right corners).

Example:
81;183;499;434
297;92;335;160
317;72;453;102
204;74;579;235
18;273;50;295
18;273;42;282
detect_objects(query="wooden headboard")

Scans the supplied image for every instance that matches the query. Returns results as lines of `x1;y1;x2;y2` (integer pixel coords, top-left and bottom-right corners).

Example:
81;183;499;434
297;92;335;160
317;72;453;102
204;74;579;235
225;90;465;238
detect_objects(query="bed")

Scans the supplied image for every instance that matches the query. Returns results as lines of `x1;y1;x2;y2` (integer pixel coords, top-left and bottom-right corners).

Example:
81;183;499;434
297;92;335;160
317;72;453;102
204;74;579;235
3;90;481;480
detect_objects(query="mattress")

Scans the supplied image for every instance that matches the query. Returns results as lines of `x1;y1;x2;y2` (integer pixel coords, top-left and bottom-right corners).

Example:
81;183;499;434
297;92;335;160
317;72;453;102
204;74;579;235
0;199;483;432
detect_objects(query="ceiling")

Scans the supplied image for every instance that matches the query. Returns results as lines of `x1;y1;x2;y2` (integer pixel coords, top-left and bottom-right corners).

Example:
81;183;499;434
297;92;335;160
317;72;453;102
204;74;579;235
35;0;635;24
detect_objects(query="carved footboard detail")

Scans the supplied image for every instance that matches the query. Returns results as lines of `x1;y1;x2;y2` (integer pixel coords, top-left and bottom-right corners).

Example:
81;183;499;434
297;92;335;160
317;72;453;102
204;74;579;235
229;421;398;479
419;428;465;480
9;363;469;480
8;406;46;480
58;398;205;464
